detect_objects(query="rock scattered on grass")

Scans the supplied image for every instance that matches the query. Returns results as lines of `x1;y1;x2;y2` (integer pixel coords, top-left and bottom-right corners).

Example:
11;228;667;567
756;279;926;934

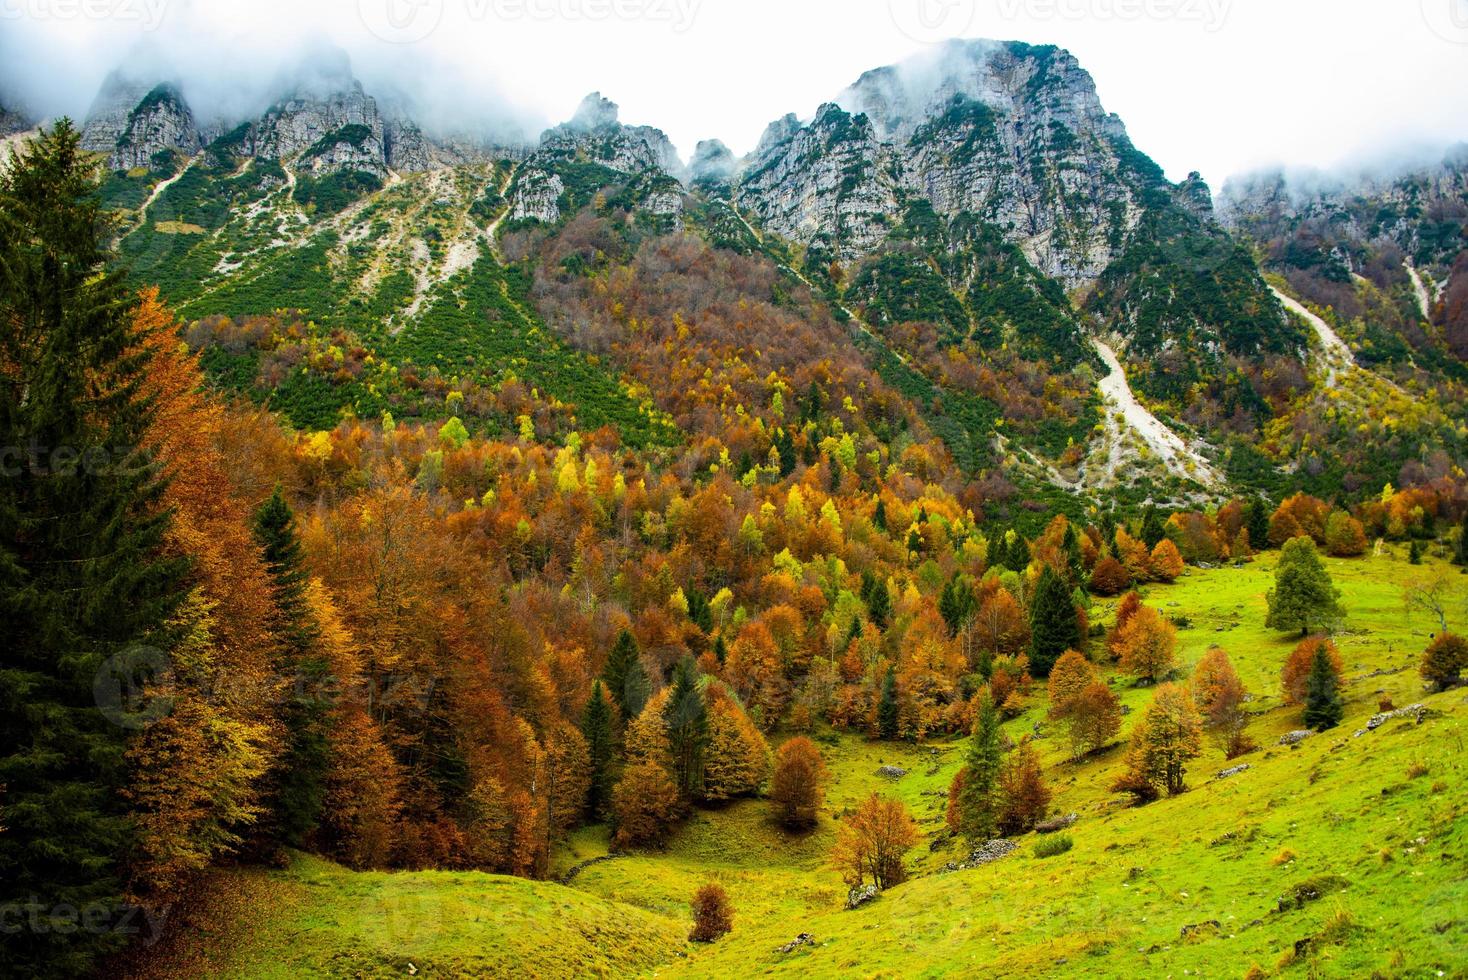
1363;703;1428;732
876;765;908;779
1036;813;1077;833
1180;920;1221;940
845;884;879;909
1215;764;1251;780
1278;730;1313;746
775;933;815;954
1276;874;1349;912
944;839;1017;871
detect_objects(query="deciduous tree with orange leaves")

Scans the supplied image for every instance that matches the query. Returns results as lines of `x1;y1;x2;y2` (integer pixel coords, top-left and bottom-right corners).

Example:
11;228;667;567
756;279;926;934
831;793;918;890
770;736;828;829
1113;683;1202;800
1047;650;1121;758
1191;647;1255;759
1114;605;1178;683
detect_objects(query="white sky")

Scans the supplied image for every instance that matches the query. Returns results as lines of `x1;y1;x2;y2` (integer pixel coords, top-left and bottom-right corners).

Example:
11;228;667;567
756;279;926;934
3;0;1466;185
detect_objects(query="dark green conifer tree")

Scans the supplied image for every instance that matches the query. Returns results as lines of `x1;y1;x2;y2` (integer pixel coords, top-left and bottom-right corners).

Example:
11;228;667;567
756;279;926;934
0;122;190;976
1303;645;1344;731
664;657;708;798
1028;565;1080;677
252;485;331;849
955;692;1002;842
581;680;615;818
877;667;900;740
602;629;650;720
1247;497;1271;550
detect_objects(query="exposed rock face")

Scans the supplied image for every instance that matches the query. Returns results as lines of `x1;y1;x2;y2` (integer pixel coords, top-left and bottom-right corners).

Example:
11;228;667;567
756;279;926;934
736;40;1161;285
384;113;435;173
251;82;387;174
736;103;900;262
1219;148;1468;276
509;92;685;225
82;75;207;170
78;46;500;178
81;71;155;154
111;85;204;170
689;139;735;191
511;168;566;223
0;99;33;136
537;92;682;176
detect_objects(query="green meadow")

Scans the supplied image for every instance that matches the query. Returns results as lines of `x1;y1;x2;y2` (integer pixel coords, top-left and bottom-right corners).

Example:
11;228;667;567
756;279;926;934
132;551;1468;979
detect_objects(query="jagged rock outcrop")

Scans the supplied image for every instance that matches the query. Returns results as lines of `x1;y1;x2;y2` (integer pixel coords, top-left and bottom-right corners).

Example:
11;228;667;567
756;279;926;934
78;46;487;178
111;85;204;170
735;40;1167;285
509;92;685;225
537;92;682;176
689;139;735;191
81;71;155;154
1218;147;1468;276
82;73;208;169
510;168;566;223
736;102;901;263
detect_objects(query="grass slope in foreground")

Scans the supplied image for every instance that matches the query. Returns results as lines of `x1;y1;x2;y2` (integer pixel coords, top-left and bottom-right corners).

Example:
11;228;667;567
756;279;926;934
130;553;1468;979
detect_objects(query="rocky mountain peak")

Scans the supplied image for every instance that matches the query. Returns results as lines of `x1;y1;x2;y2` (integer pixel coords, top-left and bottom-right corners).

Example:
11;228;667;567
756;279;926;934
537;92;681;178
753;113;802;158
689;139;735;189
567;92;621;132
837;39;1124;145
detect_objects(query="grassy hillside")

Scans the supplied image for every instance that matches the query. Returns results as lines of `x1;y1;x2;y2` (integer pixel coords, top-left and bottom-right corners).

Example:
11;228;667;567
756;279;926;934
131;552;1467;979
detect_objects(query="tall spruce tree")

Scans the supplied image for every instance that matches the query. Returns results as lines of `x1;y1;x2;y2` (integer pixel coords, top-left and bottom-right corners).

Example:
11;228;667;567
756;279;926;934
1141;506;1167;550
1455;510;1468;566
955;692;1003;842
581;680;615;818
1028;564;1080;677
603;629;650;721
877;667;900;740
867;577;892;630
938;574;973;639
252;485;331;849
1006;533;1031;572
663;657;708;798
0;121;190;975
1302;645;1345;731
1247;497;1271;551
986;528;1008;571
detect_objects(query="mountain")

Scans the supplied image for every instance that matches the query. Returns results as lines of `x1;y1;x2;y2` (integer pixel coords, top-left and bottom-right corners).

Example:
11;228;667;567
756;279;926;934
732;41;1299;414
71;39;1467;505
507;92;685;226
